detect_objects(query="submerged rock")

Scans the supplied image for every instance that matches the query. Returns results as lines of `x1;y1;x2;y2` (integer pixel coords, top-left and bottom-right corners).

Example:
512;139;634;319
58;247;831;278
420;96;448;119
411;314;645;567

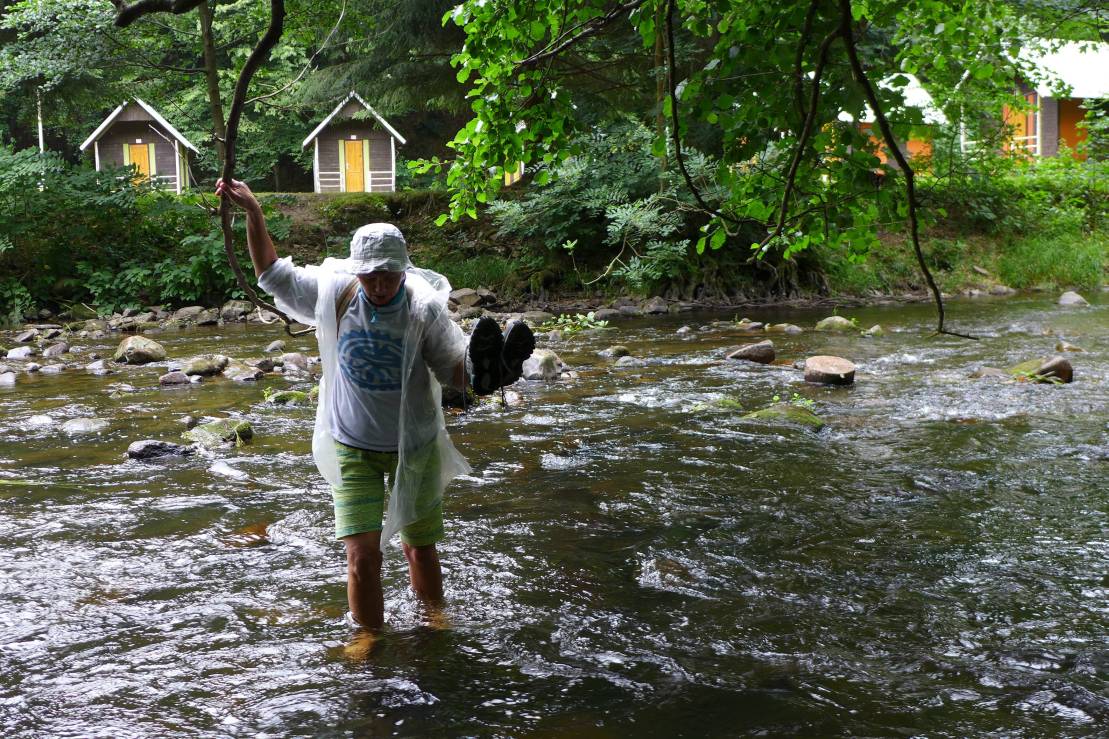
732;319;764;332
522;349;563;381
113;336;166;364
1057;291;1089;307
861;325;884;337
742;402;825;430
62;418;110;435
265;389;310;405
1055;341;1084;353
676;325;693;335
815;315;857;332
128;439;192;460
85;359;113;375
599;345;631;358
1007;356;1073;384
804;355;856;385
615;356;647;368
183;418;253;448
265;340;286;353
766;323;803;335
726;340;775;364
225;362;264;382
969;367;1007;379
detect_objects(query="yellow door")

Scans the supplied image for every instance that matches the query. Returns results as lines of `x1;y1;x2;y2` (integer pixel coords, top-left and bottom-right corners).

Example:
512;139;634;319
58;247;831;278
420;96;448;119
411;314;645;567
344;140;364;192
128;143;150;182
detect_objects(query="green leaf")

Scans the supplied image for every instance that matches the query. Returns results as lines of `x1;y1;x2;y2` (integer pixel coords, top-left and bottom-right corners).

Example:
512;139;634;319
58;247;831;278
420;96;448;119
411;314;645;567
710;228;727;250
434;214;449;227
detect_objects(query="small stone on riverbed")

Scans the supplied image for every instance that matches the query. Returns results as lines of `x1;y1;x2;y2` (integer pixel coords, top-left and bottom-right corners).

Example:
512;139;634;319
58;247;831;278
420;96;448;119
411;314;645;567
766;323;803;334
265;340;286;353
159;371;191;386
184;354;229;376
6;346;36;360
42;342;69;357
742;402;825;430
0;371;15;386
183;418;253;448
599;345;631;358
1055;341;1084;352
127;440;192;460
522;349;564;381
804;355;856;385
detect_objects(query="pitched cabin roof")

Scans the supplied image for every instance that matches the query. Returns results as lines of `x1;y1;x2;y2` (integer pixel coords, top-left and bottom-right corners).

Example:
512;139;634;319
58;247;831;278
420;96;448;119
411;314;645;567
1020;41;1109;99
79;98;199;153
301;91;407;149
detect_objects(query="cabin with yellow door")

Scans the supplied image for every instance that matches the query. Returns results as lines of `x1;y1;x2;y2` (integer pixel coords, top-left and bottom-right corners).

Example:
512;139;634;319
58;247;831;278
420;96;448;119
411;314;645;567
302;91;407;193
79;98;197;193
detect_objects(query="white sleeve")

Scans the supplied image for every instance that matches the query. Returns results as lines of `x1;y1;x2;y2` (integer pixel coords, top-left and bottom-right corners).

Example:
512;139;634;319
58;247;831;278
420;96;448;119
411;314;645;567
257;256;319;323
421;304;467;386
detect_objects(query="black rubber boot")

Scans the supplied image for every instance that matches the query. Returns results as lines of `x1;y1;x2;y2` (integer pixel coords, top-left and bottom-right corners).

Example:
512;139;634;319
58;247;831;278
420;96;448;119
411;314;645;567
500;319;535;387
467;316;504;395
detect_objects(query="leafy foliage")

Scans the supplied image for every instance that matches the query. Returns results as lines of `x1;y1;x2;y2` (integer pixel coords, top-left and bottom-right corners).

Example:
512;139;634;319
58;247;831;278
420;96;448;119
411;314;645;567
537;312;610;334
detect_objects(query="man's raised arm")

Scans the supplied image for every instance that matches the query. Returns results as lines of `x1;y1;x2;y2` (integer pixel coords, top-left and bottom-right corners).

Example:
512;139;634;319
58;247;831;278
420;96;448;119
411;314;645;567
216;178;277;278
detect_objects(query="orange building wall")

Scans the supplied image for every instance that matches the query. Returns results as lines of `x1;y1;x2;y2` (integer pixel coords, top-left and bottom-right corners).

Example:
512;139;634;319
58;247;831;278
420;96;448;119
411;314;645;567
1058;98;1088;160
859;122;934;166
1002;92;1039;155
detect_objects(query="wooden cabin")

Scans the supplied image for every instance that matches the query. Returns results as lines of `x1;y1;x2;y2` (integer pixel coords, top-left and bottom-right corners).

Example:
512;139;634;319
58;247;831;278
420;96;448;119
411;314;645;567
79;98;197;193
302;91;407;193
1005;42;1108;160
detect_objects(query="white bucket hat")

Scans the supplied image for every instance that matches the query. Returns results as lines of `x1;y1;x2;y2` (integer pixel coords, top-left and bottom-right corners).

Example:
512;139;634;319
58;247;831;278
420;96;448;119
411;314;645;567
342;223;412;274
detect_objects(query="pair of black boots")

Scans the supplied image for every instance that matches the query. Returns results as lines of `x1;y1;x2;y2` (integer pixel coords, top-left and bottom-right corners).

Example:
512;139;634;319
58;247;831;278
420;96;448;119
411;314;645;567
468;317;535;396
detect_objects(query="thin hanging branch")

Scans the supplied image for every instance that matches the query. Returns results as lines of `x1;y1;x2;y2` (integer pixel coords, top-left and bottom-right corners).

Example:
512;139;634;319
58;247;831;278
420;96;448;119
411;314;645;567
837;0;975;339
113;0;310;336
218;0;313;336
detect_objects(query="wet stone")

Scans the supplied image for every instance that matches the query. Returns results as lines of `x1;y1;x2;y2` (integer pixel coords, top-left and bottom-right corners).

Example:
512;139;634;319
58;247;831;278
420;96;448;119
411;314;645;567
159;371;191;386
676;325;693;335
815;315;857;332
127;440;193;460
1058;291;1089;307
522;349;563;381
184;354;229;376
113;336;166;365
6;346;36;360
618;306;643;317
62;418;110;435
450;288;483;308
599;345;631;358
1008;356;1073;384
1055;341;1084;352
0;372;15;386
15;329;39;343
24;363;41;373
85;359;113;375
733;319;764;332
727;340;775;364
280;353;309;372
42;342;69;357
194;309;220;326
742;402;825;430
265;340;286;353
591;308;621;322
643;297;669;314
221;300;254;321
183;418;253;448
615;356;647;368
766;323;803;334
969;367;1007;379
521;311;556;325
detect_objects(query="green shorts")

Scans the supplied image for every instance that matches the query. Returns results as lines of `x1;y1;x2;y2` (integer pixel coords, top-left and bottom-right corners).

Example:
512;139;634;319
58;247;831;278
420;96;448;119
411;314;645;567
331;438;444;547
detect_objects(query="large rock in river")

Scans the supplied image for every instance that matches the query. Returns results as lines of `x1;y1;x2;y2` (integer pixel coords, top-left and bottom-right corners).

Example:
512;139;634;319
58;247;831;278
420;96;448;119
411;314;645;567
815;315;857;332
1057;291;1089;307
726;340;775;364
113;336;166;364
1006;355;1073;384
804;355;856;385
183;418;253;448
221;300;254;321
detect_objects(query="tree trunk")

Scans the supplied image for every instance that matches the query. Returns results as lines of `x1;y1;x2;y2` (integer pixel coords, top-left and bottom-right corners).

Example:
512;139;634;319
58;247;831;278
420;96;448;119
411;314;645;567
198;0;226;166
654;2;667;185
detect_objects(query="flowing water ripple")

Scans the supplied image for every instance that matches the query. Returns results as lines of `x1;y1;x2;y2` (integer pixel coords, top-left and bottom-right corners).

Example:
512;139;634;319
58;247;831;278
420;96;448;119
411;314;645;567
1;298;1107;735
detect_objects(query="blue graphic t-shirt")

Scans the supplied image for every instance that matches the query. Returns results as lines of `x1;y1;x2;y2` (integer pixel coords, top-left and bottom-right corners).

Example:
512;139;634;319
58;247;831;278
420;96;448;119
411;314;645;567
330;286;407;451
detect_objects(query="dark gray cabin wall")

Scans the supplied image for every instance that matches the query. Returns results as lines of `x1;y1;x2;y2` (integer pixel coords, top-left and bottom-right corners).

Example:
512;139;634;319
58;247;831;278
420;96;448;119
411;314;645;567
95;120;180;189
1040;97;1060;157
316;121;395;192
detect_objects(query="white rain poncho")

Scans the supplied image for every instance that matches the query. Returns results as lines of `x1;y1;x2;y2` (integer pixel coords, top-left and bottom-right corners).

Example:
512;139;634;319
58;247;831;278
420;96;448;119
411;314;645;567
259;256;470;549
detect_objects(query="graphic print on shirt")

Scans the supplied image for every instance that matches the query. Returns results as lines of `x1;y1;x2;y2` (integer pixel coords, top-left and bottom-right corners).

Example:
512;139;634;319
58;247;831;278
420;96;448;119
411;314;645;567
338;328;404;391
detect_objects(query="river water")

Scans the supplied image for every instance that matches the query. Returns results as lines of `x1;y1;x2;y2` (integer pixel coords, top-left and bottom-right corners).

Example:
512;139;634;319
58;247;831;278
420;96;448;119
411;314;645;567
0;295;1106;737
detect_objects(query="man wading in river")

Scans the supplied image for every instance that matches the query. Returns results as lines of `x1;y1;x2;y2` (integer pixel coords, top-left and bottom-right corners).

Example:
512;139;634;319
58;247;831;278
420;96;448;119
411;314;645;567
217;178;534;634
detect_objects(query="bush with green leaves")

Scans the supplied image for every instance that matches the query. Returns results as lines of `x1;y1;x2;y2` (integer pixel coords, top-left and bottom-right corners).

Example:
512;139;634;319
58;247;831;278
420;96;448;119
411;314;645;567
0;144;287;322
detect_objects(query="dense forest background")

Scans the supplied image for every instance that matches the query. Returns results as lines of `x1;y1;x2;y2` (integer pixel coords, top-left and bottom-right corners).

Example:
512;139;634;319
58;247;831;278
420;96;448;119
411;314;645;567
0;0;1106;321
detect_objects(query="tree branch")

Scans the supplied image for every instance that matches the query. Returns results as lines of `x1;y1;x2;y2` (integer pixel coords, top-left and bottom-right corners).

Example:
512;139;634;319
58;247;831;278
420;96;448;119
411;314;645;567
111;0;206;28
516;0;650;71
837;0;975;339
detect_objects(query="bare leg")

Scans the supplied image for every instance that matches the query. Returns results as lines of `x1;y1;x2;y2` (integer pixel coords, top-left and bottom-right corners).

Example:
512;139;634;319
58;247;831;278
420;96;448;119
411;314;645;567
402;542;444;603
344;531;384;629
